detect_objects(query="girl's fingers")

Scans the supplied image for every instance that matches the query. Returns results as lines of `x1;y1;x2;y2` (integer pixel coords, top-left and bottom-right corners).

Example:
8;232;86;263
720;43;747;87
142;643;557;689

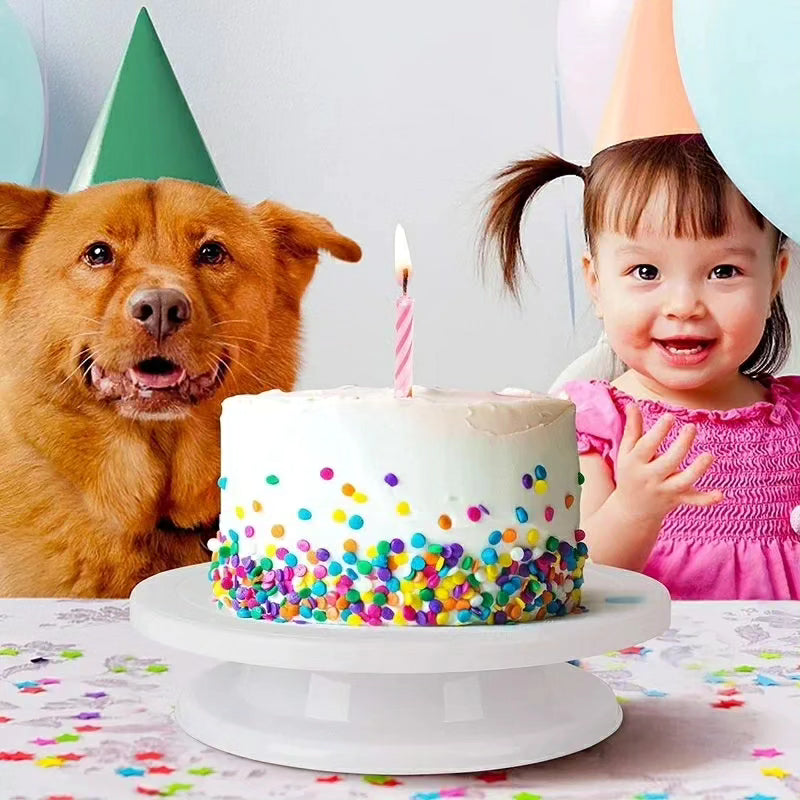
654;423;697;476
619;403;643;455
666;451;715;491
633;412;675;462
679;488;724;508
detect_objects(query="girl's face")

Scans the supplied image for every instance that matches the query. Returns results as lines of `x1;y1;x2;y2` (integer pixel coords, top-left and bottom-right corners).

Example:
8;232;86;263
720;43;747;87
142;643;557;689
585;185;789;395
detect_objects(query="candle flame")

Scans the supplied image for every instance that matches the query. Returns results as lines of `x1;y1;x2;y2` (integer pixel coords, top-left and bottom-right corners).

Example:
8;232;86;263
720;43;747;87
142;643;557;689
394;224;413;284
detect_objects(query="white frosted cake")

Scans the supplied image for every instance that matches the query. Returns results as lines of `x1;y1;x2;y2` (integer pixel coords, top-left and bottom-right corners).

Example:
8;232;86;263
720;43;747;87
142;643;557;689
208;387;588;625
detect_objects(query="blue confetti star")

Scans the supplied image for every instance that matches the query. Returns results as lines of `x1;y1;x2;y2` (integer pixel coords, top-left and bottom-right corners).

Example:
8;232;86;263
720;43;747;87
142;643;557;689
634;793;669;800
643;689;668;697
745;794;777;800
14;681;39;689
116;766;146;777
755;674;779;686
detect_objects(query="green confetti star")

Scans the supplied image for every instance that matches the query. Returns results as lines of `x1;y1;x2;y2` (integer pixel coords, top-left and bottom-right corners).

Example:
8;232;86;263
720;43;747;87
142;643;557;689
110;667;128;673
734;665;757;673
187;766;213;776
759;652;781;660
364;775;395;785
514;794;542;800
146;664;169;673
60;650;83;659
0;648;19;656
163;784;193;796
55;733;80;743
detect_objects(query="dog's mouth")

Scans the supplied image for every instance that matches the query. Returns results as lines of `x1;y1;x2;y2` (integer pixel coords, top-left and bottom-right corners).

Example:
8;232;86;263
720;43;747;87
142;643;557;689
82;350;230;418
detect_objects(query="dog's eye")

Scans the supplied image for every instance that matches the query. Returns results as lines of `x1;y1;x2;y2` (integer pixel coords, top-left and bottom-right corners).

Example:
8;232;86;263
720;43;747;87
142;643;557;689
83;242;114;268
197;241;228;266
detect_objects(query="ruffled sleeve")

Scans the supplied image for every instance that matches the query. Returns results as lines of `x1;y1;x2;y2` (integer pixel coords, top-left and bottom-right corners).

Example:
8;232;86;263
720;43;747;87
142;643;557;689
560;380;626;479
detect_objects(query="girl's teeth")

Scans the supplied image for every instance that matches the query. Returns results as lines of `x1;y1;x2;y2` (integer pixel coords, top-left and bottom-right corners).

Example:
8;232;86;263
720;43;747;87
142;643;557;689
665;344;703;355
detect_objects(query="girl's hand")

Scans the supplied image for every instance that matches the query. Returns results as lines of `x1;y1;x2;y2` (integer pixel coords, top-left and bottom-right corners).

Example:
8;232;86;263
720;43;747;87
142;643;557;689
613;404;724;521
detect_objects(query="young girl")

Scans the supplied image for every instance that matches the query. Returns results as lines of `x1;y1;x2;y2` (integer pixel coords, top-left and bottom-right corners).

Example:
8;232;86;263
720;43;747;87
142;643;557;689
482;134;800;600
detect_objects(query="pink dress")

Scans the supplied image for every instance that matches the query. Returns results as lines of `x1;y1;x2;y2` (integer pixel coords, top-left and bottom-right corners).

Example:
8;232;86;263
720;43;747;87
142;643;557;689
562;376;800;600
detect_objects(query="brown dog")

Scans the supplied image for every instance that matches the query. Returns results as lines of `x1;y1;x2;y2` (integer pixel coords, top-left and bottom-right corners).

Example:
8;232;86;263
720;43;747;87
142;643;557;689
0;179;361;598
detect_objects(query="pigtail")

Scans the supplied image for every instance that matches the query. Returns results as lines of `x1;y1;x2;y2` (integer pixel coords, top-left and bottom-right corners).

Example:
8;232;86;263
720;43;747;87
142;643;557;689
481;153;585;297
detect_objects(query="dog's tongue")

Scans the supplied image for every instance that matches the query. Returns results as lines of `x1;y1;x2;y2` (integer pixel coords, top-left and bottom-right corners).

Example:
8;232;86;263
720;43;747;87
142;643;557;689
128;365;186;390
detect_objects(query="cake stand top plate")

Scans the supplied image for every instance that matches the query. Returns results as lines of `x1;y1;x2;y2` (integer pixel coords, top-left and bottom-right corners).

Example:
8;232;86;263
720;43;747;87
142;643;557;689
130;562;670;673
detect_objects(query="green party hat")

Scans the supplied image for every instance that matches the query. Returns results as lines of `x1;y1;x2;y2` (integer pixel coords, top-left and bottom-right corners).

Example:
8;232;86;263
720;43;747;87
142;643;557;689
70;7;223;191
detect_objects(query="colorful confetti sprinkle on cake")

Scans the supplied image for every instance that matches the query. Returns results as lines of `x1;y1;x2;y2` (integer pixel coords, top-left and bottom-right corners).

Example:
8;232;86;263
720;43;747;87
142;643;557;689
209;387;587;625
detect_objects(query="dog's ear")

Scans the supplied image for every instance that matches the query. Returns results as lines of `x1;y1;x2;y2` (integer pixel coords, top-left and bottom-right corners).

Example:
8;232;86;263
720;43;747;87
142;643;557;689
254;200;362;297
0;183;55;257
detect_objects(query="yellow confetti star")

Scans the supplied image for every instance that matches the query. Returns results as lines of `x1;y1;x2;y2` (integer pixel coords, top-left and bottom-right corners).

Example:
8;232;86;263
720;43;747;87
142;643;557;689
36;756;65;768
762;767;791;779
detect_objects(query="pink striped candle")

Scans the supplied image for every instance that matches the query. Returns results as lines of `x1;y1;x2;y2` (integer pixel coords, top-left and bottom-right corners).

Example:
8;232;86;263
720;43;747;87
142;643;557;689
394;224;414;398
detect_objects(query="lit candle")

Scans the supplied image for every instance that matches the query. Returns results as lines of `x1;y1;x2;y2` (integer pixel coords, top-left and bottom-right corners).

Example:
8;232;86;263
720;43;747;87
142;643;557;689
394;224;414;398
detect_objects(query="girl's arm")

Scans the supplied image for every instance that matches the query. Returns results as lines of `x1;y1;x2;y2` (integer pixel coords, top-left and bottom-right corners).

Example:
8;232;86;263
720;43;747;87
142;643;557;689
577;406;723;572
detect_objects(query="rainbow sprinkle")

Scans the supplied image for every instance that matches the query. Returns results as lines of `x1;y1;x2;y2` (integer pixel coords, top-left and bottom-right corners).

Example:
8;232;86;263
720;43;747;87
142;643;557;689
209;527;587;626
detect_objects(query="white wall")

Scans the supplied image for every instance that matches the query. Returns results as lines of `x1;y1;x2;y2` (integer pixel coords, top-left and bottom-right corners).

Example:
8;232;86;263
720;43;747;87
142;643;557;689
8;0;606;392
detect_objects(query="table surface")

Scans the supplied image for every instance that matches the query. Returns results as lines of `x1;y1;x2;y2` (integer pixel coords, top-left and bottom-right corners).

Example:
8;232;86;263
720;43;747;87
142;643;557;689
0;599;797;800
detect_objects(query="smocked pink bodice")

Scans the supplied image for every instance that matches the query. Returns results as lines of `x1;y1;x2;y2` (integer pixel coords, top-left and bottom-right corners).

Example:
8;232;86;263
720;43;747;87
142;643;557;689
563;377;800;600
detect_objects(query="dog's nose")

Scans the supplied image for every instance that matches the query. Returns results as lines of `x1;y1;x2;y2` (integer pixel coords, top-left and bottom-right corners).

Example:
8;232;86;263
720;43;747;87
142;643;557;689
128;288;191;342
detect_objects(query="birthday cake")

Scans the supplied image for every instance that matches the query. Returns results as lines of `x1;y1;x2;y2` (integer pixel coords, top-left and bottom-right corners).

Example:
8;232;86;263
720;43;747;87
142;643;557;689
208;387;588;625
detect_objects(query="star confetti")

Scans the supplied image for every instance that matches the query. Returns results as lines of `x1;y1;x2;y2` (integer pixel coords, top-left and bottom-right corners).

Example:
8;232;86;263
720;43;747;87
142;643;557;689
55;733;80;743
15;681;39;689
31;738;56;746
84;691;107;698
117;766;146;777
364;775;403;786
717;688;740;696
21;686;45;694
643;689;668;697
762;767;791;779
635;794;669;800
0;751;34;761
60;650;83;659
712;698;745;709
57;753;84;761
135;751;164;761
149;765;175;775
73;711;101;720
734;665;756;672
759;652;781;660
35;756;65;768
0;648;19;656
513;794;543;800
745;794;777;800
161;784;193;795
316;775;341;783
146;664;169;673
74;725;101;733
187;766;214;776
136;789;162;797
0;717;12;724
755;674;779;686
753;748;784;758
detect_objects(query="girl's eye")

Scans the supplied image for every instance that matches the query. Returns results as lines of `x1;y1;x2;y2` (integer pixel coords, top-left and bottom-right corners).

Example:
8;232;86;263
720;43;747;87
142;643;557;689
197;241;229;266
83;242;114;268
633;263;659;281
710;264;740;279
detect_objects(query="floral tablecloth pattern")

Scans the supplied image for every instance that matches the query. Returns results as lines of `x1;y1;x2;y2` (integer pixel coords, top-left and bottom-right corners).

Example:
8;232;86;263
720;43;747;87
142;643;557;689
0;599;798;800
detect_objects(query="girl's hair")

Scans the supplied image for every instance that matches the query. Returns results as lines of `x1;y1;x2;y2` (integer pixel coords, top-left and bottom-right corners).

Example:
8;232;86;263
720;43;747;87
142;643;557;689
481;134;790;377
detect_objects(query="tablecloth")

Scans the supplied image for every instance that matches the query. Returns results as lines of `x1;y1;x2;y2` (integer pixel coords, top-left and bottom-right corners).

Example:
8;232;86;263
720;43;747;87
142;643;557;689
0;599;798;800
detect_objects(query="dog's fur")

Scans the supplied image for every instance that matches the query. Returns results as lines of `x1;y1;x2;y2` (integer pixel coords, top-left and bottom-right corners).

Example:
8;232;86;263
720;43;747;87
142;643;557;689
0;179;361;597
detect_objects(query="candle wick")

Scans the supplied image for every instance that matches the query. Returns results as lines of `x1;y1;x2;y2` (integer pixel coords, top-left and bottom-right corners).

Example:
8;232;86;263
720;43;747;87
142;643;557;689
402;269;408;295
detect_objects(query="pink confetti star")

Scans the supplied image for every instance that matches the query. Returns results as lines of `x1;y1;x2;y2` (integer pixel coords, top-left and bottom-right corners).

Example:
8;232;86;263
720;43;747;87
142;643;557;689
753;748;784;759
31;738;56;746
0;717;13;724
21;687;45;694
